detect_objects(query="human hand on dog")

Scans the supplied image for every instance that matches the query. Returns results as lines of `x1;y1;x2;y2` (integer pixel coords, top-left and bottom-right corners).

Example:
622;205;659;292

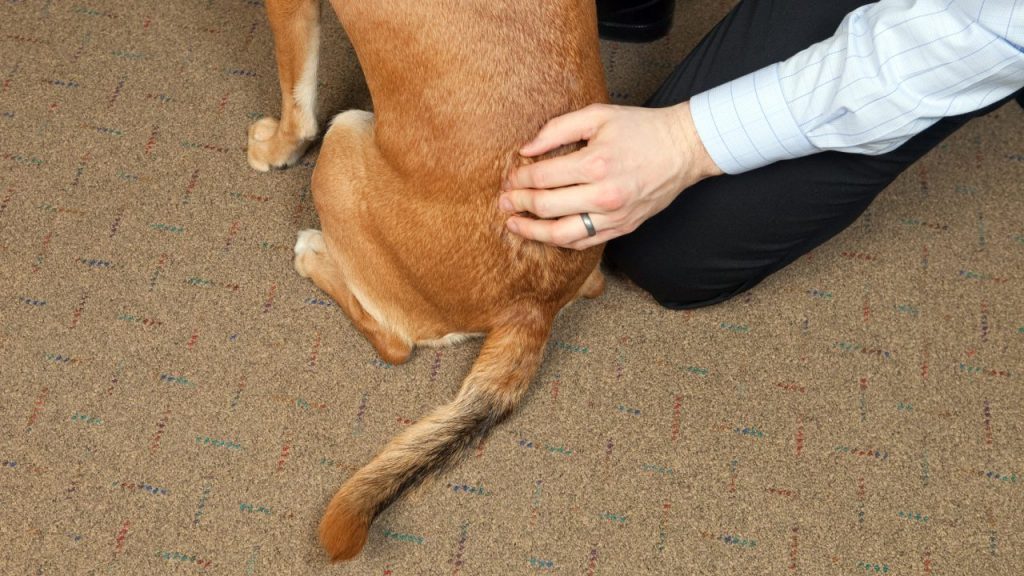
499;102;722;250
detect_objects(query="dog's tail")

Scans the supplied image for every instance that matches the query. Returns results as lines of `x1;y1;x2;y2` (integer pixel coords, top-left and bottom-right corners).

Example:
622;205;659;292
319;312;551;561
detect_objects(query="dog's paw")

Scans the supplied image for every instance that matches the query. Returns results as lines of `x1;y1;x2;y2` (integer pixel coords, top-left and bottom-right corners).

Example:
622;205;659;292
247;117;312;172
294;229;326;277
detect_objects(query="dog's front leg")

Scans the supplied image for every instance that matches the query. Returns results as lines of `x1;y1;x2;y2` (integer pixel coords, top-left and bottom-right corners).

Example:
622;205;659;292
247;0;321;171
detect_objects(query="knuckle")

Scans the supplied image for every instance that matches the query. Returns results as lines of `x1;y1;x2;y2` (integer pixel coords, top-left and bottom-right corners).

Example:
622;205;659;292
596;187;625;212
584;154;609;181
528;168;547;189
532;195;553;218
516;191;532;209
512;190;531;212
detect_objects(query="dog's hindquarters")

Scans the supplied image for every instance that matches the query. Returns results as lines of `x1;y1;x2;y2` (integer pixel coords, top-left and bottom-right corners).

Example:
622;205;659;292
318;313;552;561
310;109;600;346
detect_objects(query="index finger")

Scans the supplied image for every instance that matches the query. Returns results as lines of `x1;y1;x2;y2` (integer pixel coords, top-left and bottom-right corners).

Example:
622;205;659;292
520;104;612;157
504;149;601;192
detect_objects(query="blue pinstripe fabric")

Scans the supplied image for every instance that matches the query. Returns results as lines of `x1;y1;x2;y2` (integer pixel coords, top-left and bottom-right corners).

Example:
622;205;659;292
690;0;1024;174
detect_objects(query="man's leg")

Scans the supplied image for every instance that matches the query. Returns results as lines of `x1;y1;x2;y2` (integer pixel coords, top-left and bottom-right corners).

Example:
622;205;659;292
604;0;1022;309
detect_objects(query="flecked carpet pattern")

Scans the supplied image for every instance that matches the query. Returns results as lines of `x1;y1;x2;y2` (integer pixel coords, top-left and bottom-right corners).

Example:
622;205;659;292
1;1;1022;574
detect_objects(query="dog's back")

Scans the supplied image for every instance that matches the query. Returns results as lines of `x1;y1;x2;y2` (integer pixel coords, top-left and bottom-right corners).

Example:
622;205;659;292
337;0;607;178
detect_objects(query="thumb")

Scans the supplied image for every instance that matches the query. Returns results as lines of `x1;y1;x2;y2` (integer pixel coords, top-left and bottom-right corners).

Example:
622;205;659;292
520;104;611;157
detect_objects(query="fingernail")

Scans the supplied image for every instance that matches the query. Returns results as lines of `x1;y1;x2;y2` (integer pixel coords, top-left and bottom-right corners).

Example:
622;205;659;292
501;176;512;191
499;196;513;212
506;219;519;234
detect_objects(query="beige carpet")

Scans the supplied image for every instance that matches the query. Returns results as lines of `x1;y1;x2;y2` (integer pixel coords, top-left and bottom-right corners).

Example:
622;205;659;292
2;0;1023;574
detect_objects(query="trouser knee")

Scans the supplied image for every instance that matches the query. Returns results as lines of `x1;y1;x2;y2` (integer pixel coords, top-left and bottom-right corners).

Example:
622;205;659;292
604;248;757;310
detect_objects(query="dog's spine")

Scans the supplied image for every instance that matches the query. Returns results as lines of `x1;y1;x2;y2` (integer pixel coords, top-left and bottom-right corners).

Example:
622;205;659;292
319;314;550;561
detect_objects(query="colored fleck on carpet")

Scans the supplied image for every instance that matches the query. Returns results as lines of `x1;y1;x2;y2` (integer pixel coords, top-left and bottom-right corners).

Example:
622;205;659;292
1;0;1023;574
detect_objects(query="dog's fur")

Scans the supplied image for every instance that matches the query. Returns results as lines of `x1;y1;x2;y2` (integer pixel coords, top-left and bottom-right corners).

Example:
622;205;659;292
248;0;607;561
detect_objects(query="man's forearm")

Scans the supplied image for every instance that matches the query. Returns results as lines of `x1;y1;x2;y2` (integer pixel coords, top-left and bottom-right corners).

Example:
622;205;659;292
690;0;1024;175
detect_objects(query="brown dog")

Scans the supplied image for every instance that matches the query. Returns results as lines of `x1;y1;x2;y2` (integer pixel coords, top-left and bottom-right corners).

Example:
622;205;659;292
247;0;607;561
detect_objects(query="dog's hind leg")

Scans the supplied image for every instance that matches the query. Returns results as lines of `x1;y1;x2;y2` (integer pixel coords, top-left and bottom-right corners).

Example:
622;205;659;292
576;266;605;299
294;230;413;366
248;0;321;171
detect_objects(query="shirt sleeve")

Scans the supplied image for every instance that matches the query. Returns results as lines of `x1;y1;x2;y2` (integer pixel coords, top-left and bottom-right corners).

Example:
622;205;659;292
689;0;1024;175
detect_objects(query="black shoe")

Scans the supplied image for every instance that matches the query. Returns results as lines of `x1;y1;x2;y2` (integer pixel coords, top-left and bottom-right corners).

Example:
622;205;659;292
597;0;675;43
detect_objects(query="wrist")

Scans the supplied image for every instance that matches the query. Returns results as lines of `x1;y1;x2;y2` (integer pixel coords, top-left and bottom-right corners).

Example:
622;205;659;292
669;101;723;184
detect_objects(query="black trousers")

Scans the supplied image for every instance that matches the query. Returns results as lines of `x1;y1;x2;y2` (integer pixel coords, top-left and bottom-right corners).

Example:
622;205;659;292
603;0;1023;309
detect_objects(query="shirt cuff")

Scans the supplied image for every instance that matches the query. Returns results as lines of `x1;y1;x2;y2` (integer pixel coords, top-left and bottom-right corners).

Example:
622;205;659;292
689;64;817;174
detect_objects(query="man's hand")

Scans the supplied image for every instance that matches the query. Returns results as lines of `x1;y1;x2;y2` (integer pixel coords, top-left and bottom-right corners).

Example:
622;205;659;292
499;101;722;249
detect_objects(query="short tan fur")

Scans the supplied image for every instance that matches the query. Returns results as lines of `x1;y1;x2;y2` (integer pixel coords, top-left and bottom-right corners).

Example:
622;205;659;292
248;0;607;561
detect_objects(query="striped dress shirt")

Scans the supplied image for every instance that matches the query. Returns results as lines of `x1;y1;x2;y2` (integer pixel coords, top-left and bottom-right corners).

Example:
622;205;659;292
689;0;1024;174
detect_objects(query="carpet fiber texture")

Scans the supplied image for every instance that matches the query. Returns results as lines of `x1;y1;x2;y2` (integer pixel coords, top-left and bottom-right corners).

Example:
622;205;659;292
2;1;1023;574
